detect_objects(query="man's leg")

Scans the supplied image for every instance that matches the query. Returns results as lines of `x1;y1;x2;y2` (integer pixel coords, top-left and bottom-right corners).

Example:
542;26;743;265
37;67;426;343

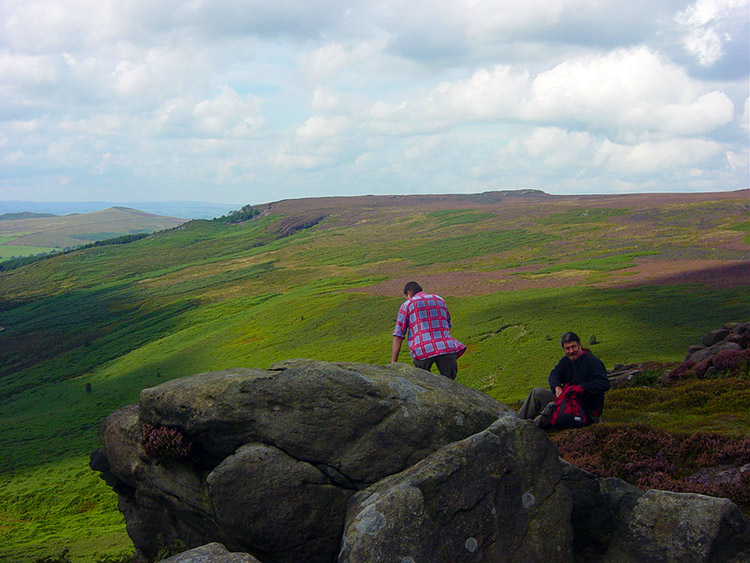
413;357;436;373
517;388;555;420
432;353;458;380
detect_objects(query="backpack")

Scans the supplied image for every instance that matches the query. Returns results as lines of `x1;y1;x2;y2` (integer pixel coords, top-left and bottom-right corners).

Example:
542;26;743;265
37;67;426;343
549;384;587;429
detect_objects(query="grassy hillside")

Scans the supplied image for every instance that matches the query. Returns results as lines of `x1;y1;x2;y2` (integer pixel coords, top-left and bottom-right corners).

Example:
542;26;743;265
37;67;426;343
0;189;748;561
0;207;187;259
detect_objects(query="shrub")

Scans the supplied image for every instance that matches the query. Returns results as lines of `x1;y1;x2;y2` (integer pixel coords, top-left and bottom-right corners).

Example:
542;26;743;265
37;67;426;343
667;349;750;384
551;423;750;512
713;349;750;376
141;424;194;460
666;360;695;382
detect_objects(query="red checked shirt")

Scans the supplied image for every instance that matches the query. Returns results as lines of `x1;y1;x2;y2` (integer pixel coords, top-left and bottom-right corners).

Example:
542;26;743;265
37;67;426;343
393;292;466;361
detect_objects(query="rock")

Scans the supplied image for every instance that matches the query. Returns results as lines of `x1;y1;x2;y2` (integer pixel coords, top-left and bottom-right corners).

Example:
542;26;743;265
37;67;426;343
689;463;750;488
159;542;261;562
93;360;510;562
206;442;351;558
560;461;643;559
602;490;750;562
339;416;573;563
606;364;643;389
686;341;742;364
91;358;750;563
138;359;507;485
703;328;731;347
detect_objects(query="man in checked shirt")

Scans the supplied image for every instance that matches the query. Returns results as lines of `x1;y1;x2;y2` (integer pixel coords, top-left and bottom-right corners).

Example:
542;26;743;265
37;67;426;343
391;281;466;379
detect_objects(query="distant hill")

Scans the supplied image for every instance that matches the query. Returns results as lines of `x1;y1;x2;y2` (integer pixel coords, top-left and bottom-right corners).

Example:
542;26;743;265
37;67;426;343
0;200;240;219
0;212;56;221
0;206;188;259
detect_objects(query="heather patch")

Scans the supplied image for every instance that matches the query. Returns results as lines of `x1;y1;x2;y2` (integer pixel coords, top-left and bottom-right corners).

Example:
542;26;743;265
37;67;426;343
551;423;750;511
668;348;750;382
141;424;194;461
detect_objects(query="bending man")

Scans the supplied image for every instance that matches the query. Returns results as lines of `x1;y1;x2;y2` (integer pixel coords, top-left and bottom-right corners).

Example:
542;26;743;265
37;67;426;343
391;281;466;379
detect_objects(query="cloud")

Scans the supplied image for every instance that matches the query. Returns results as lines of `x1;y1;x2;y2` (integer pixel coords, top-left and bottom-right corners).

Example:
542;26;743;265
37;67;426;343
155;87;265;139
676;0;749;66
361;47;735;141
0;0;747;202
595;138;723;175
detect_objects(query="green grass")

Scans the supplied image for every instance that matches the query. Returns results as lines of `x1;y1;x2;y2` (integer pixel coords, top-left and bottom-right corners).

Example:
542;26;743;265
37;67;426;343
425;209;495;227
604;378;750;435
452;284;749;401
527;251;658;274
0;244;55;259
400;230;559;266
0;456;130;563
536;207;629;225
0;191;748;561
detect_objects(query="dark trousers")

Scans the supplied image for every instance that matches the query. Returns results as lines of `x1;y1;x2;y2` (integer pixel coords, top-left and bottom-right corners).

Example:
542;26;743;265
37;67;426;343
413;353;458;380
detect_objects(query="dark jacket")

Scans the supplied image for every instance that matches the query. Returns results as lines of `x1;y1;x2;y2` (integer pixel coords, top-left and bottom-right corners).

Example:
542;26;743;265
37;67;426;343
548;349;610;417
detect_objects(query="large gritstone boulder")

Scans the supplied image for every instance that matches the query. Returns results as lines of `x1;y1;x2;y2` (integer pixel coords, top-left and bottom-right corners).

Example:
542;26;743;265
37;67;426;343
91;360;510;562
339;415;574;562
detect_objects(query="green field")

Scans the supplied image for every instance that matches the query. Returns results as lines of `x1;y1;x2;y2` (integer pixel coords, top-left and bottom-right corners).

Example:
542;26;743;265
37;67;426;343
0;190;748;561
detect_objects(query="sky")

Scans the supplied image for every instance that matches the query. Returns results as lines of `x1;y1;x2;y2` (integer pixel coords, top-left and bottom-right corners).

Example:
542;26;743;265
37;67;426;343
1;0;748;206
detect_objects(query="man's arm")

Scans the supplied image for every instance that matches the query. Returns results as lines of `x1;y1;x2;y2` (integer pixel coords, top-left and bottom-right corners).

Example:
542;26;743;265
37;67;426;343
581;355;610;394
548;357;566;395
391;336;404;363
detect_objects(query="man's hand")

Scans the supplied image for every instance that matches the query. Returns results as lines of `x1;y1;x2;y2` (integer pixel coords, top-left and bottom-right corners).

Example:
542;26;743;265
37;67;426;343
555;386;563;397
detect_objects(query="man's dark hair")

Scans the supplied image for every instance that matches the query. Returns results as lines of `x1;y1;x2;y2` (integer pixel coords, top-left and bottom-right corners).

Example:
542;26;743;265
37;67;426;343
560;331;581;346
403;281;423;296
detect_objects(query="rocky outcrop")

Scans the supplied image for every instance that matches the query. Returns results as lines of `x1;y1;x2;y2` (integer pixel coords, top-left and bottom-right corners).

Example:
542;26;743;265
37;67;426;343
561;462;750;563
91;359;750;563
606;322;749;388
91;360;513;562
340;416;573;562
680;322;750;379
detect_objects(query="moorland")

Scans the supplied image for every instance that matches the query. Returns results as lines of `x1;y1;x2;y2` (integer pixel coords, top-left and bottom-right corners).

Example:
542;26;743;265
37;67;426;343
0;189;748;562
0;207;187;260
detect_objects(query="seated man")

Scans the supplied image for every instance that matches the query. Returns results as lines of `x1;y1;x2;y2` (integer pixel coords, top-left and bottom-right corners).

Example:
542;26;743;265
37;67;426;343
518;331;610;428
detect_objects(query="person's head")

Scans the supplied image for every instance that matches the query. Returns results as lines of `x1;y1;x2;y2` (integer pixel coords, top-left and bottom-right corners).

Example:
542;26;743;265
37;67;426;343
560;331;584;361
403;281;423;298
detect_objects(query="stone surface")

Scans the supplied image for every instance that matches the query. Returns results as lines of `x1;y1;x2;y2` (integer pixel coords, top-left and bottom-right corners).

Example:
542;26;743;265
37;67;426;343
339;416;574;563
159;542;261;563
92;359;510;562
560;460;649;561
91;357;750;563
138;359;508;485
602;490;750;563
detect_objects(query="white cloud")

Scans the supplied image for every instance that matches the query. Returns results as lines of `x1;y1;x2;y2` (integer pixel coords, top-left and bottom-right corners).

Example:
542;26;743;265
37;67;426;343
361;47;735;142
676;0;750;65
522;127;593;167
296;115;351;141
595;138;723;175
740;97;750;131
301;41;385;82
0;0;747;202
525;47;735;137
156;87;265;139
